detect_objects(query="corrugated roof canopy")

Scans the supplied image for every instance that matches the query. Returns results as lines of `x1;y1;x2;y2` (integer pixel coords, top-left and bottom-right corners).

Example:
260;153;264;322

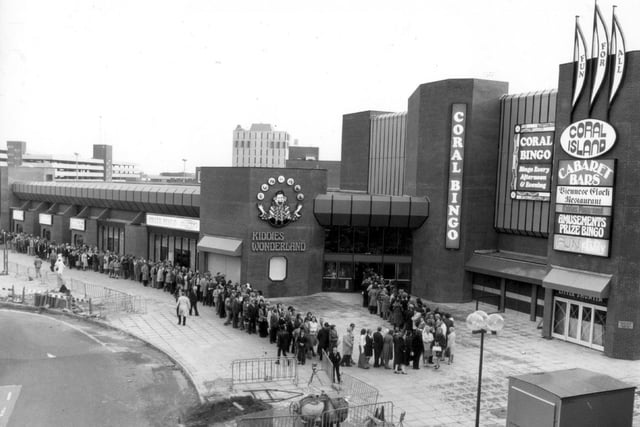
313;193;428;228
11;181;199;218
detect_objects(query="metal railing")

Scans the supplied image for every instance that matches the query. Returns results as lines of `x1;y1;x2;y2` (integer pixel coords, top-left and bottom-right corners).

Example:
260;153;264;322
236;400;399;427
320;349;380;406
230;356;299;390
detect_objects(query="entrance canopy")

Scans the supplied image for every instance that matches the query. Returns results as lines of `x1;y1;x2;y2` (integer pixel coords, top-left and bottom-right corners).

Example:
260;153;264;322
197;235;243;256
465;251;548;285
313;193;428;228
543;266;612;299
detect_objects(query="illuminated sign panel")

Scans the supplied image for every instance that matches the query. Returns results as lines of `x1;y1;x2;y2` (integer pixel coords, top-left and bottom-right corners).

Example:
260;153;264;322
445;104;466;249
39;213;52;226
12;210;24;221
553;159;615;257
146;214;200;232
511;123;555;201
70;218;86;231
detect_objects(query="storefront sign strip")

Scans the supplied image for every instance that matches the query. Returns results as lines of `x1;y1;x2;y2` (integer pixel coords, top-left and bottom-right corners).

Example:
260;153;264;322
445;103;466;249
553;234;610;257
557;159;615;186
70;217;86;231
12;210;24;221
146;213;200;232
555;186;613;207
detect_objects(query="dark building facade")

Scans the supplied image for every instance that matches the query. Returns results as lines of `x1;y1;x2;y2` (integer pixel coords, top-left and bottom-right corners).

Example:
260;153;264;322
3;47;640;359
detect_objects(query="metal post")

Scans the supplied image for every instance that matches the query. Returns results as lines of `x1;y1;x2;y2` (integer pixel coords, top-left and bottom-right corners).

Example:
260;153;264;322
74;152;79;181
182;158;187;183
475;330;485;427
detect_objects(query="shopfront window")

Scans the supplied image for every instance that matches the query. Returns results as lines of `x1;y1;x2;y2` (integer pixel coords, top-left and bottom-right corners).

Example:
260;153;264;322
592;309;606;347
383;228;399;255
324;228;339;253
338;227;354;253
369;227;384;255
338;262;353;291
552;296;606;351
323;261;338;291
353;227;368;253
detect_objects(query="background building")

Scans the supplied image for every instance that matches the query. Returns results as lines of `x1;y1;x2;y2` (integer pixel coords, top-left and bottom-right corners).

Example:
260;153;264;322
0;141;141;182
232;123;290;167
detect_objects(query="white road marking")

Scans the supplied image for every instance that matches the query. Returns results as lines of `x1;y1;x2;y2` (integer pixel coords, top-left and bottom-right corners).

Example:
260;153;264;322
0;385;21;427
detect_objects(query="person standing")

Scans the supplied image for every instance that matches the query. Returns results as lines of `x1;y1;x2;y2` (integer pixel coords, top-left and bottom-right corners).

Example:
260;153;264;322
275;326;288;364
357;329;370;369
141;261;149;287
372;327;384;367
341;324;354;367
316;322;330;361
188;286;199;316
381;328;394;369
176;290;190;326
328;346;342;384
411;329;423;369
33;256;42;279
446;326;456;364
297;330;308;365
393;330;406;374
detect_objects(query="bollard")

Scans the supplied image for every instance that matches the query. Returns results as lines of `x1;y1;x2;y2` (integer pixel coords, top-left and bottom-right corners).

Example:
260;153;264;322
22;287;25;304
11;285;14;300
89;298;92;315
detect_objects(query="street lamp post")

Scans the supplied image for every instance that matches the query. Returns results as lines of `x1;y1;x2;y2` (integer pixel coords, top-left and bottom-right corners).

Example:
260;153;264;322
182;158;187;183
466;310;505;427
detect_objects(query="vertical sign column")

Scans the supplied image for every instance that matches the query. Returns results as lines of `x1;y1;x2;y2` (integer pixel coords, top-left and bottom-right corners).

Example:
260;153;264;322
446;104;467;249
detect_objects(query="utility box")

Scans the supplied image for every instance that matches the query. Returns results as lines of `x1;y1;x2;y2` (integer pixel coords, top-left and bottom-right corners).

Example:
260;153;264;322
507;368;635;427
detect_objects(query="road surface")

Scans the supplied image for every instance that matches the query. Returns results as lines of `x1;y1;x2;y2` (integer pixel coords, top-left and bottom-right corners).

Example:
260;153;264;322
0;309;199;427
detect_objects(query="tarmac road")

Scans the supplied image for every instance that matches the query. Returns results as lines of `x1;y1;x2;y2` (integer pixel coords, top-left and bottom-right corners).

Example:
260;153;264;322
0;310;199;427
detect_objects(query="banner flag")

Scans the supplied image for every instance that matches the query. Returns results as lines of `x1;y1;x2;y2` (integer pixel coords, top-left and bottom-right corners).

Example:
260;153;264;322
608;7;626;105
572;16;588;110
589;2;609;111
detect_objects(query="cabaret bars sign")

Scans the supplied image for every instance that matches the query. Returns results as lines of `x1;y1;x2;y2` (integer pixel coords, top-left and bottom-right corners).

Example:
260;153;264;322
445;104;466;249
553;159;615;257
511;123;555;201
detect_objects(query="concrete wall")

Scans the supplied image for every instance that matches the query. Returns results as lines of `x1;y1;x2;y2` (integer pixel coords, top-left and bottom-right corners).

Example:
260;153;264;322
125;224;148;258
407;79;508;302
200;167;327;298
340;111;390;192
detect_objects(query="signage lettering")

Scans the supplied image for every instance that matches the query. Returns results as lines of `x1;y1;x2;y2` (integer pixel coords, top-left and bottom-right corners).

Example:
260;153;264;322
560;119;616;159
146;213;200;232
251;231;306;252
511;123;554;200
70;218;86;231
446;104;466;249
12;210;24;221
39;213;52;226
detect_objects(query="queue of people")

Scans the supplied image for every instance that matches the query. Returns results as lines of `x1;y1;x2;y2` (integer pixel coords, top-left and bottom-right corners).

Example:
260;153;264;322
6;231;457;380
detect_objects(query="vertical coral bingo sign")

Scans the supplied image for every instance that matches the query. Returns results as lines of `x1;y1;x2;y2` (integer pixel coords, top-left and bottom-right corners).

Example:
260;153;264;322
446;104;466;249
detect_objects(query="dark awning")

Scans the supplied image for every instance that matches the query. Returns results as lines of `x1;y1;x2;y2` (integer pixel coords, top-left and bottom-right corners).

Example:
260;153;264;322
313;193;428;228
542;267;611;299
465;253;549;285
197;235;243;256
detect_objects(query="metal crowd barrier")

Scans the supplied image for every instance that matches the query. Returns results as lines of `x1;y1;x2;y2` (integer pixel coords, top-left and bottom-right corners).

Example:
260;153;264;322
321;349;380;406
230;356;299;390
236;400;398;427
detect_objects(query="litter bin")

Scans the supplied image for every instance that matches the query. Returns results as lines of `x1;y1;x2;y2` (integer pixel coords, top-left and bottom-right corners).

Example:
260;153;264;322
507;368;635;427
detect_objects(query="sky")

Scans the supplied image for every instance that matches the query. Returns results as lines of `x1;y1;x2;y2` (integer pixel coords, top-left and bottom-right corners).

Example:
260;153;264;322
0;0;639;175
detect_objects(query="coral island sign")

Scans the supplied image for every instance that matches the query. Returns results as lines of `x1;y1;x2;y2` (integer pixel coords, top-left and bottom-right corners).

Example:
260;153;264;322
559;119;616;159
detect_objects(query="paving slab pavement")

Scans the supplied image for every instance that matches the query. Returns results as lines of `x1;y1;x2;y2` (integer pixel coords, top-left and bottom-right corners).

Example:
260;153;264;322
2;252;639;426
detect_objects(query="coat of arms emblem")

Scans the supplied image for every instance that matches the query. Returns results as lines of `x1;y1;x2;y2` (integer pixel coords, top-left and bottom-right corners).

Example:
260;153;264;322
257;176;304;228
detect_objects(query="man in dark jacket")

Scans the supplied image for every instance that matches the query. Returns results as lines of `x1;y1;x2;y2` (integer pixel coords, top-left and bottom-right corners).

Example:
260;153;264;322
316;322;330;361
373;326;384;367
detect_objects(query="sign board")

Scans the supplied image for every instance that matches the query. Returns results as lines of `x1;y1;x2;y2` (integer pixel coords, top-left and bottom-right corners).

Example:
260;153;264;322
70;217;86;231
146;213;200;232
39;213;52;226
553;159;615;257
511;123;555;200
12;210;24;221
445;103;466;249
559;119;616;159
618;321;634;330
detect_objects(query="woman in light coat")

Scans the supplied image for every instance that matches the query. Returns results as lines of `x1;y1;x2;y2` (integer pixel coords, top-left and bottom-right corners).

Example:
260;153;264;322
176;290;191;326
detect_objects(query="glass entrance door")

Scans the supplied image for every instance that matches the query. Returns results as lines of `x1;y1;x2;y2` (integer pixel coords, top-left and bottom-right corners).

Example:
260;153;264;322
552;296;606;351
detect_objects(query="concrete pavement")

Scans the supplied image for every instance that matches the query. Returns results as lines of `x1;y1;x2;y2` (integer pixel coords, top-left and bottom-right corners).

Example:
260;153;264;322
2;251;639;426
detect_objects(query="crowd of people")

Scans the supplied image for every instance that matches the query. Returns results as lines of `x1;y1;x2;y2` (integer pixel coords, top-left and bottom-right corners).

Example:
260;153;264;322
5;231;457;382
